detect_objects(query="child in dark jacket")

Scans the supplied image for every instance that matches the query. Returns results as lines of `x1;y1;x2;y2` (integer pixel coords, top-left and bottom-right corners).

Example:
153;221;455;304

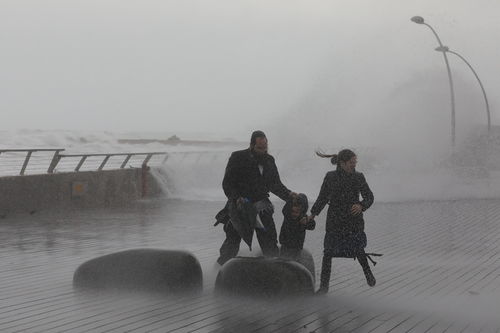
279;193;315;259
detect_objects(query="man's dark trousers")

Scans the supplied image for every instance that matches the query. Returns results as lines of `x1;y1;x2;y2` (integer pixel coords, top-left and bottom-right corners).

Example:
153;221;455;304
217;209;279;265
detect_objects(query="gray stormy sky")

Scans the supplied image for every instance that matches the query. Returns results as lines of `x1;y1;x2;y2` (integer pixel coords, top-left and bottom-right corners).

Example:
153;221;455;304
1;0;499;139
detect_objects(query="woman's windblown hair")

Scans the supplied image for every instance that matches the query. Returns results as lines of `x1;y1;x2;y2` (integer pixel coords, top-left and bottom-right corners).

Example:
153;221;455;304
315;151;338;165
316;149;356;166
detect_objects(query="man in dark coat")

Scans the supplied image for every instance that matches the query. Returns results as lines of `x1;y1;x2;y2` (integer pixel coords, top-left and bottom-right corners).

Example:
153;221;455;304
216;130;296;266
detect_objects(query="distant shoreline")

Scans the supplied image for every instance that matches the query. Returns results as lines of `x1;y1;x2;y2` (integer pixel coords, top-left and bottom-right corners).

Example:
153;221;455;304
117;138;244;146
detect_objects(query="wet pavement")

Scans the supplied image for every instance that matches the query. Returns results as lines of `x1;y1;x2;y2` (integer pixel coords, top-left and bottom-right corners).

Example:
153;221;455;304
1;198;500;332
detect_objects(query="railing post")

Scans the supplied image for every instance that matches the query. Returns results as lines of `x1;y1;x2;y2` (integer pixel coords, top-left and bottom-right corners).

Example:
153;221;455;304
47;150;62;173
120;154;132;169
75;156;88;172
161;153;169;164
20;151;33;175
141;154;155;198
98;155;111;171
142;153;153;167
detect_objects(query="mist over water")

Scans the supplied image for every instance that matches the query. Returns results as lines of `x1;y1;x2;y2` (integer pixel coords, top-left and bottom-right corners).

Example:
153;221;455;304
2;0;499;204
1;70;498;203
157;135;500;203
2;76;499;204
157;71;500;203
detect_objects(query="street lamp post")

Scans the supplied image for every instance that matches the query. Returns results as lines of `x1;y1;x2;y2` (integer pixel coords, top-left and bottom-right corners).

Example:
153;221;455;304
411;16;456;147
435;46;491;133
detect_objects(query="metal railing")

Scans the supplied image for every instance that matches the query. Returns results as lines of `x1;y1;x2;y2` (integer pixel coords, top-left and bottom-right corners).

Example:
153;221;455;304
0;149;168;176
51;152;168;173
0;149;65;175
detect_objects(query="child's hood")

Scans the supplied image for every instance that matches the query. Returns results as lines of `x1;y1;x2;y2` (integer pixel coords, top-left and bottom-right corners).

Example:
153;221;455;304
283;193;309;217
295;193;309;215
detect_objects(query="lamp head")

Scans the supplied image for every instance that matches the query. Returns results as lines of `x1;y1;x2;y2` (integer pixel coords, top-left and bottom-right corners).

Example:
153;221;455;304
435;46;450;52
411;16;425;24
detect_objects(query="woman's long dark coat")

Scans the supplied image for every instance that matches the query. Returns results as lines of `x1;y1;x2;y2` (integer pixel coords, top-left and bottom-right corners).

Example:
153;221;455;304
310;168;374;257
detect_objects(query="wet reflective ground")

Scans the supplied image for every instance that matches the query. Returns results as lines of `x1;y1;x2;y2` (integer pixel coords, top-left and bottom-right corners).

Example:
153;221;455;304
1;198;500;332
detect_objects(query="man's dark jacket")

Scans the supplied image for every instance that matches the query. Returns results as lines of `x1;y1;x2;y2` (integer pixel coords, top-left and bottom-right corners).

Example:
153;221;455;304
222;148;291;203
310;169;374;233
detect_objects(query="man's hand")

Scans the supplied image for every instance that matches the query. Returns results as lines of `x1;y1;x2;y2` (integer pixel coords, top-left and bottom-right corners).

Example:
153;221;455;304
300;215;315;225
351;204;363;216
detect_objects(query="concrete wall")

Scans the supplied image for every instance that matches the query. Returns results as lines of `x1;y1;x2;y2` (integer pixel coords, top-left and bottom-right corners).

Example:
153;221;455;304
0;168;163;215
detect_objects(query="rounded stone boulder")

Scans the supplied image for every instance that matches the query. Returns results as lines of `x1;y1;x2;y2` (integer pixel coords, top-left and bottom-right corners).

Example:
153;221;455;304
279;248;315;282
293;249;315;283
73;249;202;294
214;256;314;297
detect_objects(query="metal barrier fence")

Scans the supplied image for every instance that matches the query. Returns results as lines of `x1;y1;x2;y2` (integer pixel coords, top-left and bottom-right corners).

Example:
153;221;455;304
0;149;168;176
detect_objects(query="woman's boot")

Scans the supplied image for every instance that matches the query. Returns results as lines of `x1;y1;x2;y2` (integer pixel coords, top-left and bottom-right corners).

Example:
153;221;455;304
317;255;332;294
357;252;376;287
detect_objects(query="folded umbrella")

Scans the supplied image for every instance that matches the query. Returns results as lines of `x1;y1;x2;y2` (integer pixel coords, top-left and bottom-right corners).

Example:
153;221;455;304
228;199;258;250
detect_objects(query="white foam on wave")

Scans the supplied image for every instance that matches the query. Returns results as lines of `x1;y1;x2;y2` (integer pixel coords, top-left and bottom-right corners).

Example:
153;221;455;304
156;132;500;203
2;127;500;203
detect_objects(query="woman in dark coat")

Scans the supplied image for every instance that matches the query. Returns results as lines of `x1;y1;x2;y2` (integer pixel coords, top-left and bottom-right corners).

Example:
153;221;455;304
304;149;375;294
